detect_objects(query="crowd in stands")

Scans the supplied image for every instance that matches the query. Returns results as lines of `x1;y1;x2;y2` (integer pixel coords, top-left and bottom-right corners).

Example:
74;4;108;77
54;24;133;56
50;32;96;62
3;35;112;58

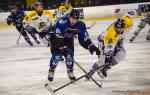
0;0;149;12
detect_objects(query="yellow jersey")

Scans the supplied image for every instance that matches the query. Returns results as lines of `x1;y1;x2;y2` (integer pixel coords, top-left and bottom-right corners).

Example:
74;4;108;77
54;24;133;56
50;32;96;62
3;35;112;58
101;9;142;53
23;10;54;32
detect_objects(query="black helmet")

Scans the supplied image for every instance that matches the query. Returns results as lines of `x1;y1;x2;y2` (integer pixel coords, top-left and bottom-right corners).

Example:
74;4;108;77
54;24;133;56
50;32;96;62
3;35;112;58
70;9;80;19
9;4;17;9
114;18;125;28
35;2;43;9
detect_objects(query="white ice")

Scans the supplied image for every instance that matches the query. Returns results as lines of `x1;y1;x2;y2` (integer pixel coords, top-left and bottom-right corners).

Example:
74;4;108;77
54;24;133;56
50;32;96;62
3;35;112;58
0;19;150;95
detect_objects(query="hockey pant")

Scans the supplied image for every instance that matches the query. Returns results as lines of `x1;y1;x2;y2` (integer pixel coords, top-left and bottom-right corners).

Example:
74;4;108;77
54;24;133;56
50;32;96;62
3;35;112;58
49;48;74;70
38;32;50;44
94;41;126;69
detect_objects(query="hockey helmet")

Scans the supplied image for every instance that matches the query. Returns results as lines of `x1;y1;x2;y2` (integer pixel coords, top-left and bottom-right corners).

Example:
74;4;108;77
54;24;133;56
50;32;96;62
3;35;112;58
69;9;80;19
114;18;125;28
9;4;17;9
35;2;43;9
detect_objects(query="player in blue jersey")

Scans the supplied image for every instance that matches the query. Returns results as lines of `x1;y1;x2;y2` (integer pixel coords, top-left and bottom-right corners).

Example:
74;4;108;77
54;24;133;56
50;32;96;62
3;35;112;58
7;5;40;46
48;9;100;81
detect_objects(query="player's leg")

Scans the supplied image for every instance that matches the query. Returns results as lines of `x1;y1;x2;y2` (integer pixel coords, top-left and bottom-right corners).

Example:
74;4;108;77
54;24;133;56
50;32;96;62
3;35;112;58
85;39;105;80
28;28;40;44
130;18;147;42
16;26;33;46
98;43;126;78
39;32;50;46
48;51;62;81
64;48;76;81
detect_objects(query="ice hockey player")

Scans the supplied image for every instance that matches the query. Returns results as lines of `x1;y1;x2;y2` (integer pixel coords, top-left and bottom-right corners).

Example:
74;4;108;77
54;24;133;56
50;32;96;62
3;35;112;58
23;2;54;45
7;5;38;46
48;9;100;81
130;12;150;42
86;5;150;79
54;2;73;61
54;1;73;21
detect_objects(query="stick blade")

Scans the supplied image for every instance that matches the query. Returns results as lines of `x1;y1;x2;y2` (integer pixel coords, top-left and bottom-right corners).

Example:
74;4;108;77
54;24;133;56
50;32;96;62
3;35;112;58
45;83;54;92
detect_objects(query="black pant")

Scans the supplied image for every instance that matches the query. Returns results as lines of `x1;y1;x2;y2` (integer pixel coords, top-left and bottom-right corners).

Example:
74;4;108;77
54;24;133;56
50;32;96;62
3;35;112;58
16;25;28;37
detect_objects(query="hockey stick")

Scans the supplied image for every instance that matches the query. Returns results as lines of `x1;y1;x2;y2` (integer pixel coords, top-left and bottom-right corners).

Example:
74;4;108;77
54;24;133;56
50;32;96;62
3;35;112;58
86;21;97;29
45;64;103;93
98;41;100;58
73;59;102;88
45;74;86;93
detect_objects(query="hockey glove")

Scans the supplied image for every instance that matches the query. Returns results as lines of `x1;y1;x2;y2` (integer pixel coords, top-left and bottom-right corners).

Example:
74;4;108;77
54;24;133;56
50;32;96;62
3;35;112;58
7;18;12;25
97;35;104;42
88;44;101;55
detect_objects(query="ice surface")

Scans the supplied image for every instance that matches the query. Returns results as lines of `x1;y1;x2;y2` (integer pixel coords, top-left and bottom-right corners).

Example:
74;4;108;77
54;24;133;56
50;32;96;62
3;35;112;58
0;19;150;95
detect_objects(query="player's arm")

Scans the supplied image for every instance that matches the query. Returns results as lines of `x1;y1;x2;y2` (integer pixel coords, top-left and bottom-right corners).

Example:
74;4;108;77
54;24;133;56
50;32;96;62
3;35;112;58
45;10;55;21
15;11;25;24
78;22;100;55
23;12;35;32
50;22;65;51
23;12;32;24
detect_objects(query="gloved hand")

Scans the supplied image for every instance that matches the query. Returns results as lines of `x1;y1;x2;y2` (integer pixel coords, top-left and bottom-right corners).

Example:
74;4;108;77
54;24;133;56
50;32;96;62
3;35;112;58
140;5;150;13
88;44;101;55
97;35;103;42
23;22;34;32
7;18;13;25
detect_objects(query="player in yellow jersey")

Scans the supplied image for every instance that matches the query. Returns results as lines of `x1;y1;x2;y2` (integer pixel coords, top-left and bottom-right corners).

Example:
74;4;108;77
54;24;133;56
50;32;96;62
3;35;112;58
86;5;150;79
54;1;73;21
23;2;54;45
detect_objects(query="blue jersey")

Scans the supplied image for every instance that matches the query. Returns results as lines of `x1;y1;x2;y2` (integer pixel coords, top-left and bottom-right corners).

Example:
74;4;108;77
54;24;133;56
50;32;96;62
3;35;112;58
53;17;92;49
7;10;25;27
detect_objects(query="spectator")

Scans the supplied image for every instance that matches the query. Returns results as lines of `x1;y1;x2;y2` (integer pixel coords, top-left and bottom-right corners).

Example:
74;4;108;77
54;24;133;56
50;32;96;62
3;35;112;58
80;1;85;7
87;0;92;7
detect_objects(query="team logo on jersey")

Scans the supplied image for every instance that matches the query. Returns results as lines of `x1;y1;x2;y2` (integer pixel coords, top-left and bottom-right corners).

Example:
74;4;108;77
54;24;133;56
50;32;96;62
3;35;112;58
108;39;113;44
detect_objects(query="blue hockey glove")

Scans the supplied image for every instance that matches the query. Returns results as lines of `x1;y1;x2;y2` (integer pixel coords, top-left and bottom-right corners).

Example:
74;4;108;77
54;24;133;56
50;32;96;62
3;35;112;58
7;18;13;25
